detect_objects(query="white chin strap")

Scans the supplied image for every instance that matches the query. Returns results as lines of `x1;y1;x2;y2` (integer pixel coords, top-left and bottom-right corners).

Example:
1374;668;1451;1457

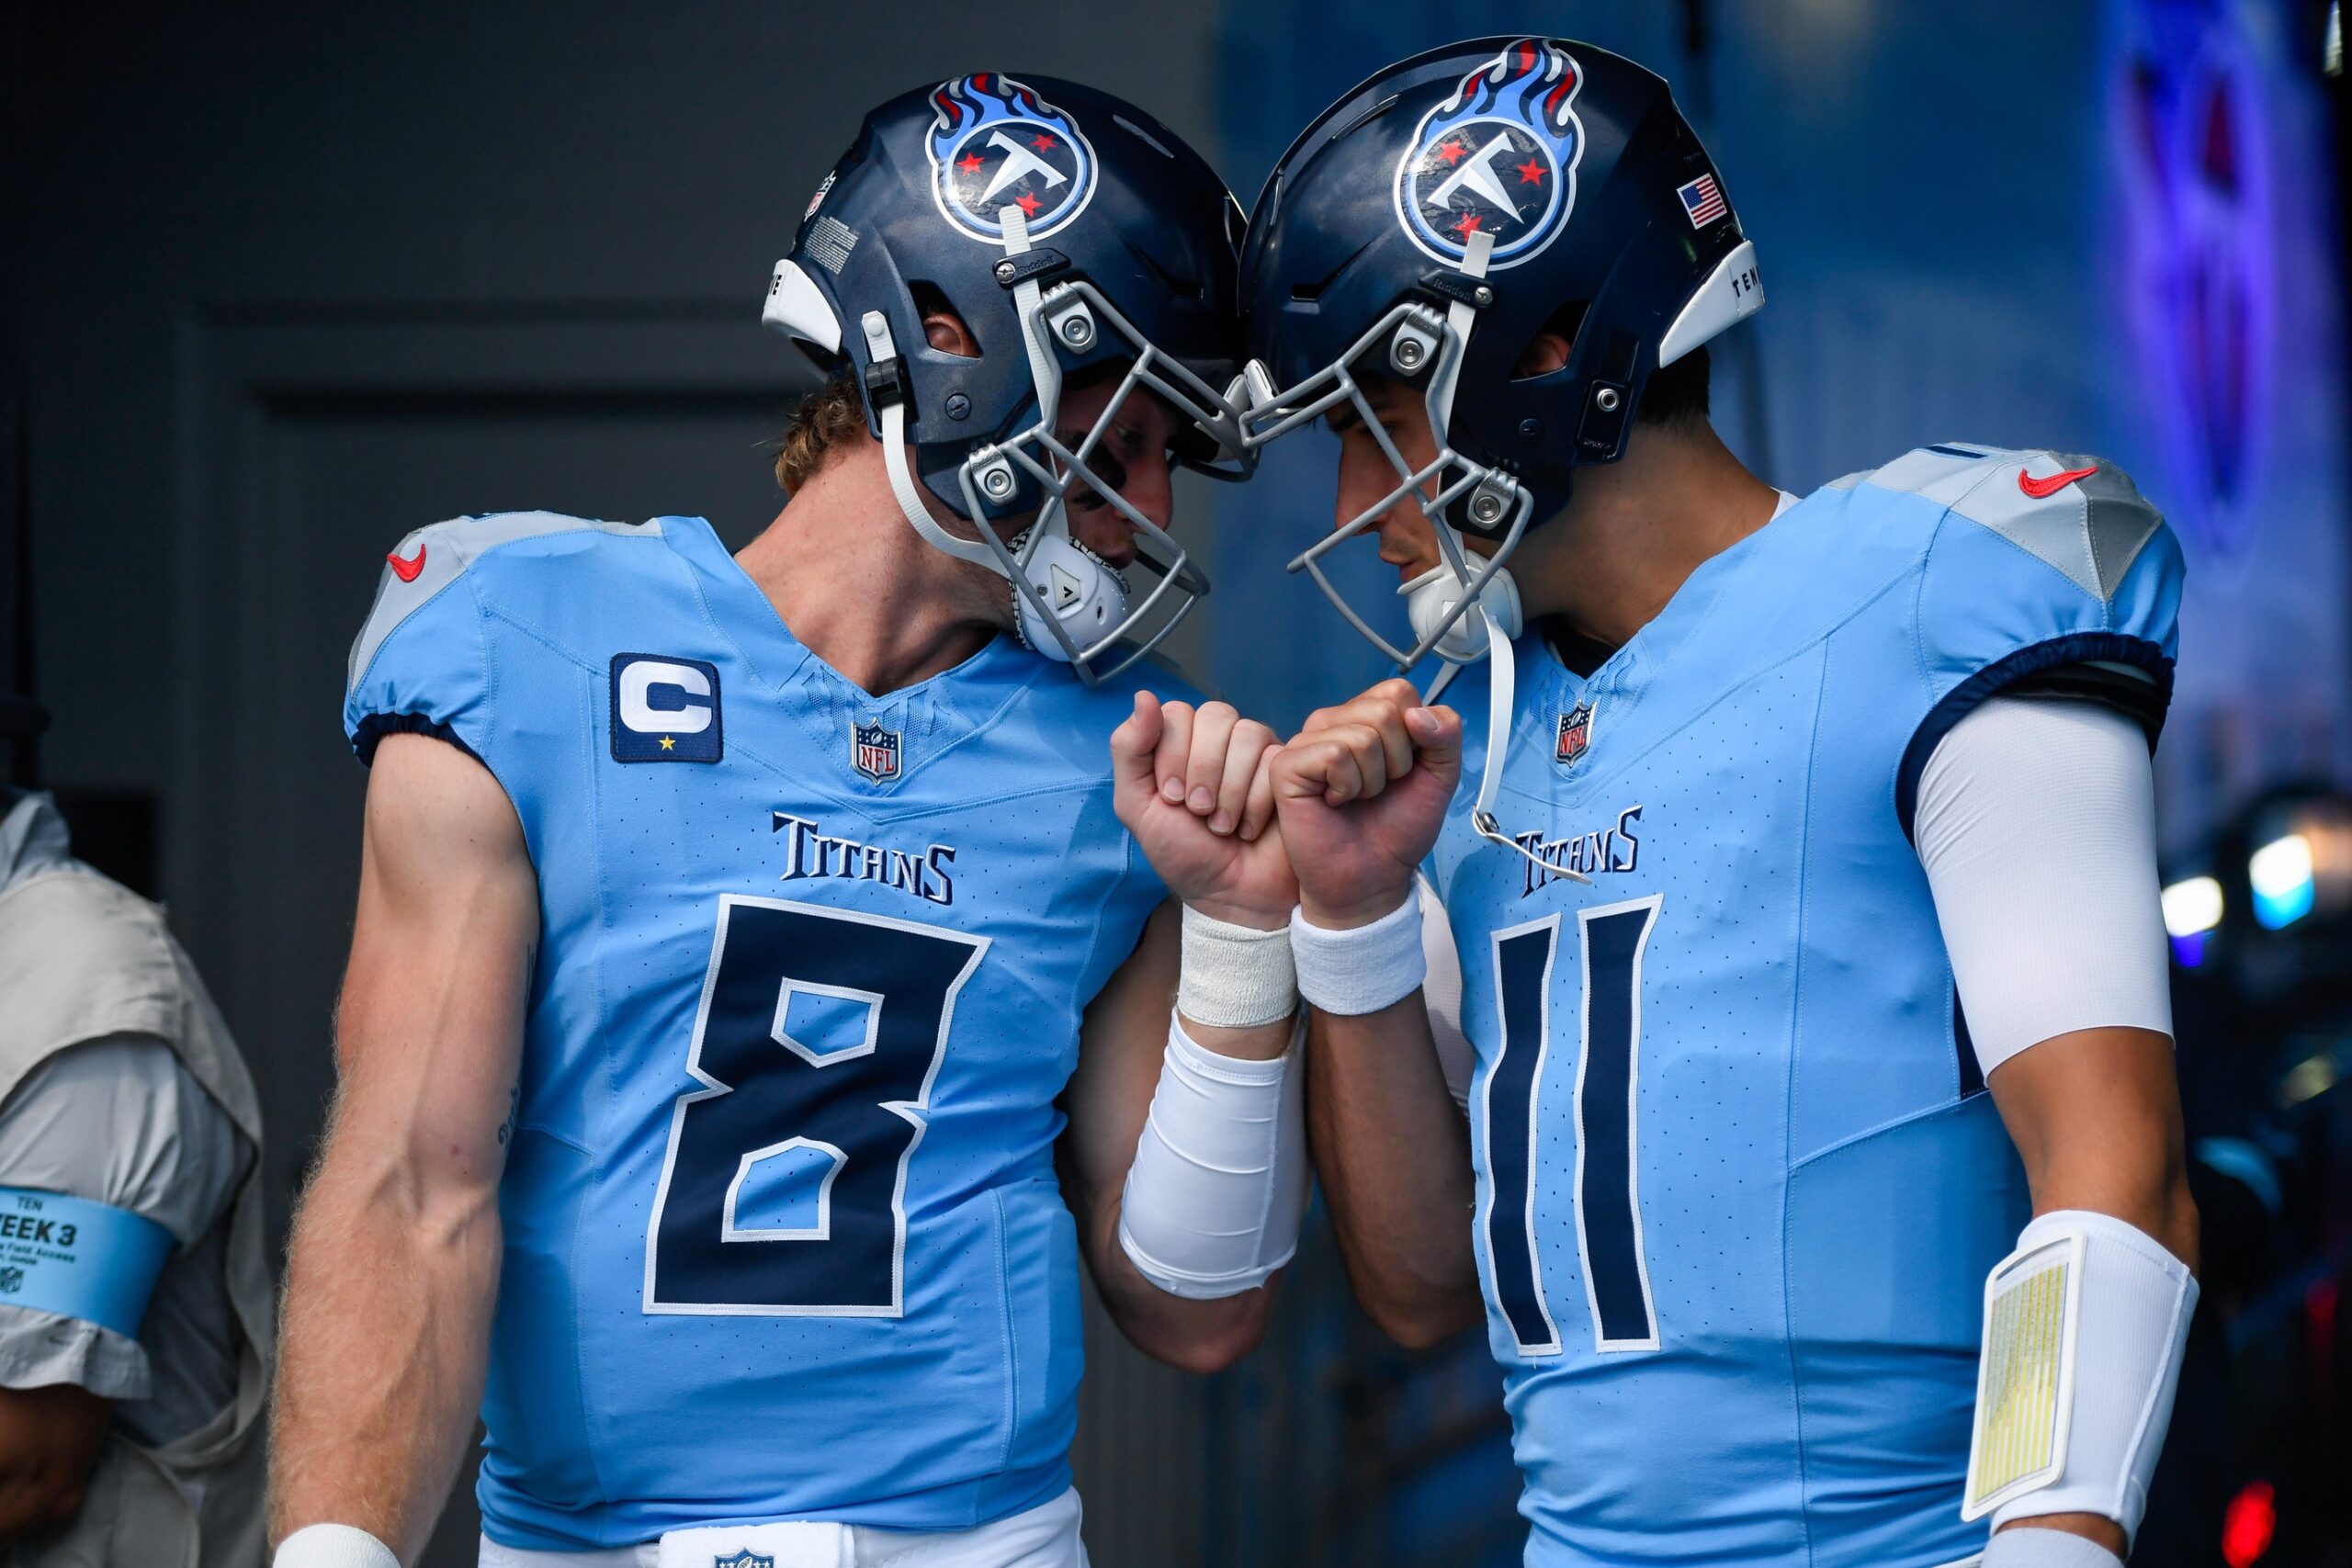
863;308;999;571
1398;560;1575;878
1396;230;1587;886
855;202;1130;670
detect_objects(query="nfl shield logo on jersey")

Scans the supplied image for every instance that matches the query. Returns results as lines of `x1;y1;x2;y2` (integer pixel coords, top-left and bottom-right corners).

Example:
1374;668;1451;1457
853;722;901;783
1555;702;1593;766
711;1552;772;1568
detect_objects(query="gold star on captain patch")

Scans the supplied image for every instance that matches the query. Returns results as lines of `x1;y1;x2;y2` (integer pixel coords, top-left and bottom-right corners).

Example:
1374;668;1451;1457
660;736;675;750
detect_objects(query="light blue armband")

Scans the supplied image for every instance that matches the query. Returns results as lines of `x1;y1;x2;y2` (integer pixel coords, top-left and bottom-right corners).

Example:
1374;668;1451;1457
0;1187;175;1339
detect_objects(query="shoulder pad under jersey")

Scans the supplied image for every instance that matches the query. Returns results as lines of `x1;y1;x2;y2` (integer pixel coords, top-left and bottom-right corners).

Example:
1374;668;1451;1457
1846;446;2185;835
1829;442;2165;603
346;511;655;695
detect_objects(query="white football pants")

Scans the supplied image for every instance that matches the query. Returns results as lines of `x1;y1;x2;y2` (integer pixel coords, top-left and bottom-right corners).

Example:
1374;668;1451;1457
478;1488;1087;1568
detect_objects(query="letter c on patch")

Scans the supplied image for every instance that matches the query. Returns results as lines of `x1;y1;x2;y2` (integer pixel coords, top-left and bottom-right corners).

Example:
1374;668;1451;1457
619;660;714;735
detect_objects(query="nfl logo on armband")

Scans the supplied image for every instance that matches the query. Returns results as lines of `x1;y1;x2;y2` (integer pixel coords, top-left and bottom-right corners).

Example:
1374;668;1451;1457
853;722;901;783
1555;702;1593;766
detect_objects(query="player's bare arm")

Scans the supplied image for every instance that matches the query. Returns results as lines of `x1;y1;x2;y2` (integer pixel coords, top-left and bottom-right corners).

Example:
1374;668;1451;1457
1271;680;1484;1347
1061;695;1295;1371
1992;1031;2197;1262
270;732;537;1560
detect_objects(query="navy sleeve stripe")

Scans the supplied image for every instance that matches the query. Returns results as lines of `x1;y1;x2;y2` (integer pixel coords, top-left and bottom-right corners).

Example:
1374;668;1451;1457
1895;631;2174;845
351;711;484;769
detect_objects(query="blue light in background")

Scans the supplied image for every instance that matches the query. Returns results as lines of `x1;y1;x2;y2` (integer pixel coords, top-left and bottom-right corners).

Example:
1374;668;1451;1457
2249;835;2315;930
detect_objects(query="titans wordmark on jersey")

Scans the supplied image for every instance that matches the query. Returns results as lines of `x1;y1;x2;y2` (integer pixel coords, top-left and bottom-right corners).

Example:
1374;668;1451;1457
1426;446;2179;1568
345;511;1181;1548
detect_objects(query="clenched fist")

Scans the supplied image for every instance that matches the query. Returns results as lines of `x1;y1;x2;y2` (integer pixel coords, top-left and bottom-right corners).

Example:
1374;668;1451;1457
1268;678;1462;929
1111;693;1298;930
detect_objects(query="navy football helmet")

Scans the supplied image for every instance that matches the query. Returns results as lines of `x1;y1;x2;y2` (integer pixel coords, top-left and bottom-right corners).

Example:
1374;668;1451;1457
763;73;1250;682
1238;37;1763;672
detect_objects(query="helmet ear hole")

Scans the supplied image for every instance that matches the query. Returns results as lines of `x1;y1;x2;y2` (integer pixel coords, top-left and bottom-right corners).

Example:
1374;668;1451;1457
1511;299;1589;380
909;281;980;358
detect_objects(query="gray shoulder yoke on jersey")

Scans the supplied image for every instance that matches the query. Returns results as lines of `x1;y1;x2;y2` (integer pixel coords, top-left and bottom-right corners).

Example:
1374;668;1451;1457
346;511;660;694
1827;442;2163;603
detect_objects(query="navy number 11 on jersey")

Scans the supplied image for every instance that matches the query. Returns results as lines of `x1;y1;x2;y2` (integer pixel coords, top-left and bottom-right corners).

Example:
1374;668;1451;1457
1485;897;1663;1356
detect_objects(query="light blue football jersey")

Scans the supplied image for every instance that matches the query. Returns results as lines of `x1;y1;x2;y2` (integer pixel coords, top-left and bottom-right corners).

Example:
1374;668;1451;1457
343;512;1182;1548
1425;446;2182;1567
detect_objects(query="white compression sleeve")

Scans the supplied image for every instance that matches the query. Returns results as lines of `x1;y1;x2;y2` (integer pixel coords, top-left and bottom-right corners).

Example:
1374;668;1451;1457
1117;1011;1309;1300
1914;696;2172;1079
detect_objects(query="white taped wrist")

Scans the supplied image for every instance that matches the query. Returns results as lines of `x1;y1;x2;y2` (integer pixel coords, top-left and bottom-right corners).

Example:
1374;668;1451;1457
1965;1209;2197;1548
1291;888;1426;1015
1179;904;1297;1029
1981;1527;2125;1568
276;1524;401;1568
1118;1010;1308;1299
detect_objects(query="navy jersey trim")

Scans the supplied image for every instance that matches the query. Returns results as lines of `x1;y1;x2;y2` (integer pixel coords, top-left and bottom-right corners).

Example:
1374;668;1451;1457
1896;632;2174;844
352;711;483;769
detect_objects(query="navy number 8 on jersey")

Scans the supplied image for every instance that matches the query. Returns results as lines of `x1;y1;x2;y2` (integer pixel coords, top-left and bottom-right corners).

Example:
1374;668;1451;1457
644;897;989;1316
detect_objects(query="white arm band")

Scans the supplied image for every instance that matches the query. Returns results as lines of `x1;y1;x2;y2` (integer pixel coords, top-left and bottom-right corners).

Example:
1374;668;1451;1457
275;1524;402;1568
1178;904;1296;1030
1915;696;2172;1078
1982;1529;2125;1568
1963;1209;2197;1547
1116;1010;1308;1299
1291;885;1427;1016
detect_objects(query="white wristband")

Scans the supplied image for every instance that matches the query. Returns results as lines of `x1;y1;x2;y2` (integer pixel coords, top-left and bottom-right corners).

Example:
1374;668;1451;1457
276;1524;401;1568
1981;1528;2125;1568
1291;887;1427;1015
1178;904;1296;1029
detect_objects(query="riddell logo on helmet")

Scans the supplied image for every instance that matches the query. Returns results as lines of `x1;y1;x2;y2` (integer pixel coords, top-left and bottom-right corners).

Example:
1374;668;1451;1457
925;73;1098;243
1393;38;1586;271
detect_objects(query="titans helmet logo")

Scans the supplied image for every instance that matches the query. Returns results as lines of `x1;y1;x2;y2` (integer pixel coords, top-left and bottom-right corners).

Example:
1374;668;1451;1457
1394;39;1585;271
927;73;1097;244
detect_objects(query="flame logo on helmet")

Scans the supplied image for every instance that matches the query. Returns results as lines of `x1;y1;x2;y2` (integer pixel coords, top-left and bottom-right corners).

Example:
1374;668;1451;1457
927;73;1098;244
1393;39;1585;270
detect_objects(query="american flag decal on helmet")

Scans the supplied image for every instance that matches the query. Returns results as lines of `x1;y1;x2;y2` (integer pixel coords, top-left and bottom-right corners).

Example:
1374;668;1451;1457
1678;173;1727;228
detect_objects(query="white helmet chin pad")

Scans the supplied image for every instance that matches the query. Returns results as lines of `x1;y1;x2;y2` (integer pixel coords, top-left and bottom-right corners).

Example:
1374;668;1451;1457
1013;533;1130;662
1402;559;1521;665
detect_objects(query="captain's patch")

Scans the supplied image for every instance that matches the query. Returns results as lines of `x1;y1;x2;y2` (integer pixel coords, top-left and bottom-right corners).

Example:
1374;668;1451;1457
610;654;722;763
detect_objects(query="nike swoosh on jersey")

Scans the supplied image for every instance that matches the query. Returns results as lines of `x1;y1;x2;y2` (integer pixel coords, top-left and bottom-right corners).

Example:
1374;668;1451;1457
388;546;427;581
2016;465;2098;500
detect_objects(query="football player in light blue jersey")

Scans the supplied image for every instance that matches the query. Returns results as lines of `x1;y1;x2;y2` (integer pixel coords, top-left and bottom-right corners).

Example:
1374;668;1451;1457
268;77;1314;1568
1233;38;2198;1568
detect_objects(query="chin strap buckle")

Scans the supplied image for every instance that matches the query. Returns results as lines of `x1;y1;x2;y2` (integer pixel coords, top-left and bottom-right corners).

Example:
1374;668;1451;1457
992;247;1071;290
859;311;907;410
